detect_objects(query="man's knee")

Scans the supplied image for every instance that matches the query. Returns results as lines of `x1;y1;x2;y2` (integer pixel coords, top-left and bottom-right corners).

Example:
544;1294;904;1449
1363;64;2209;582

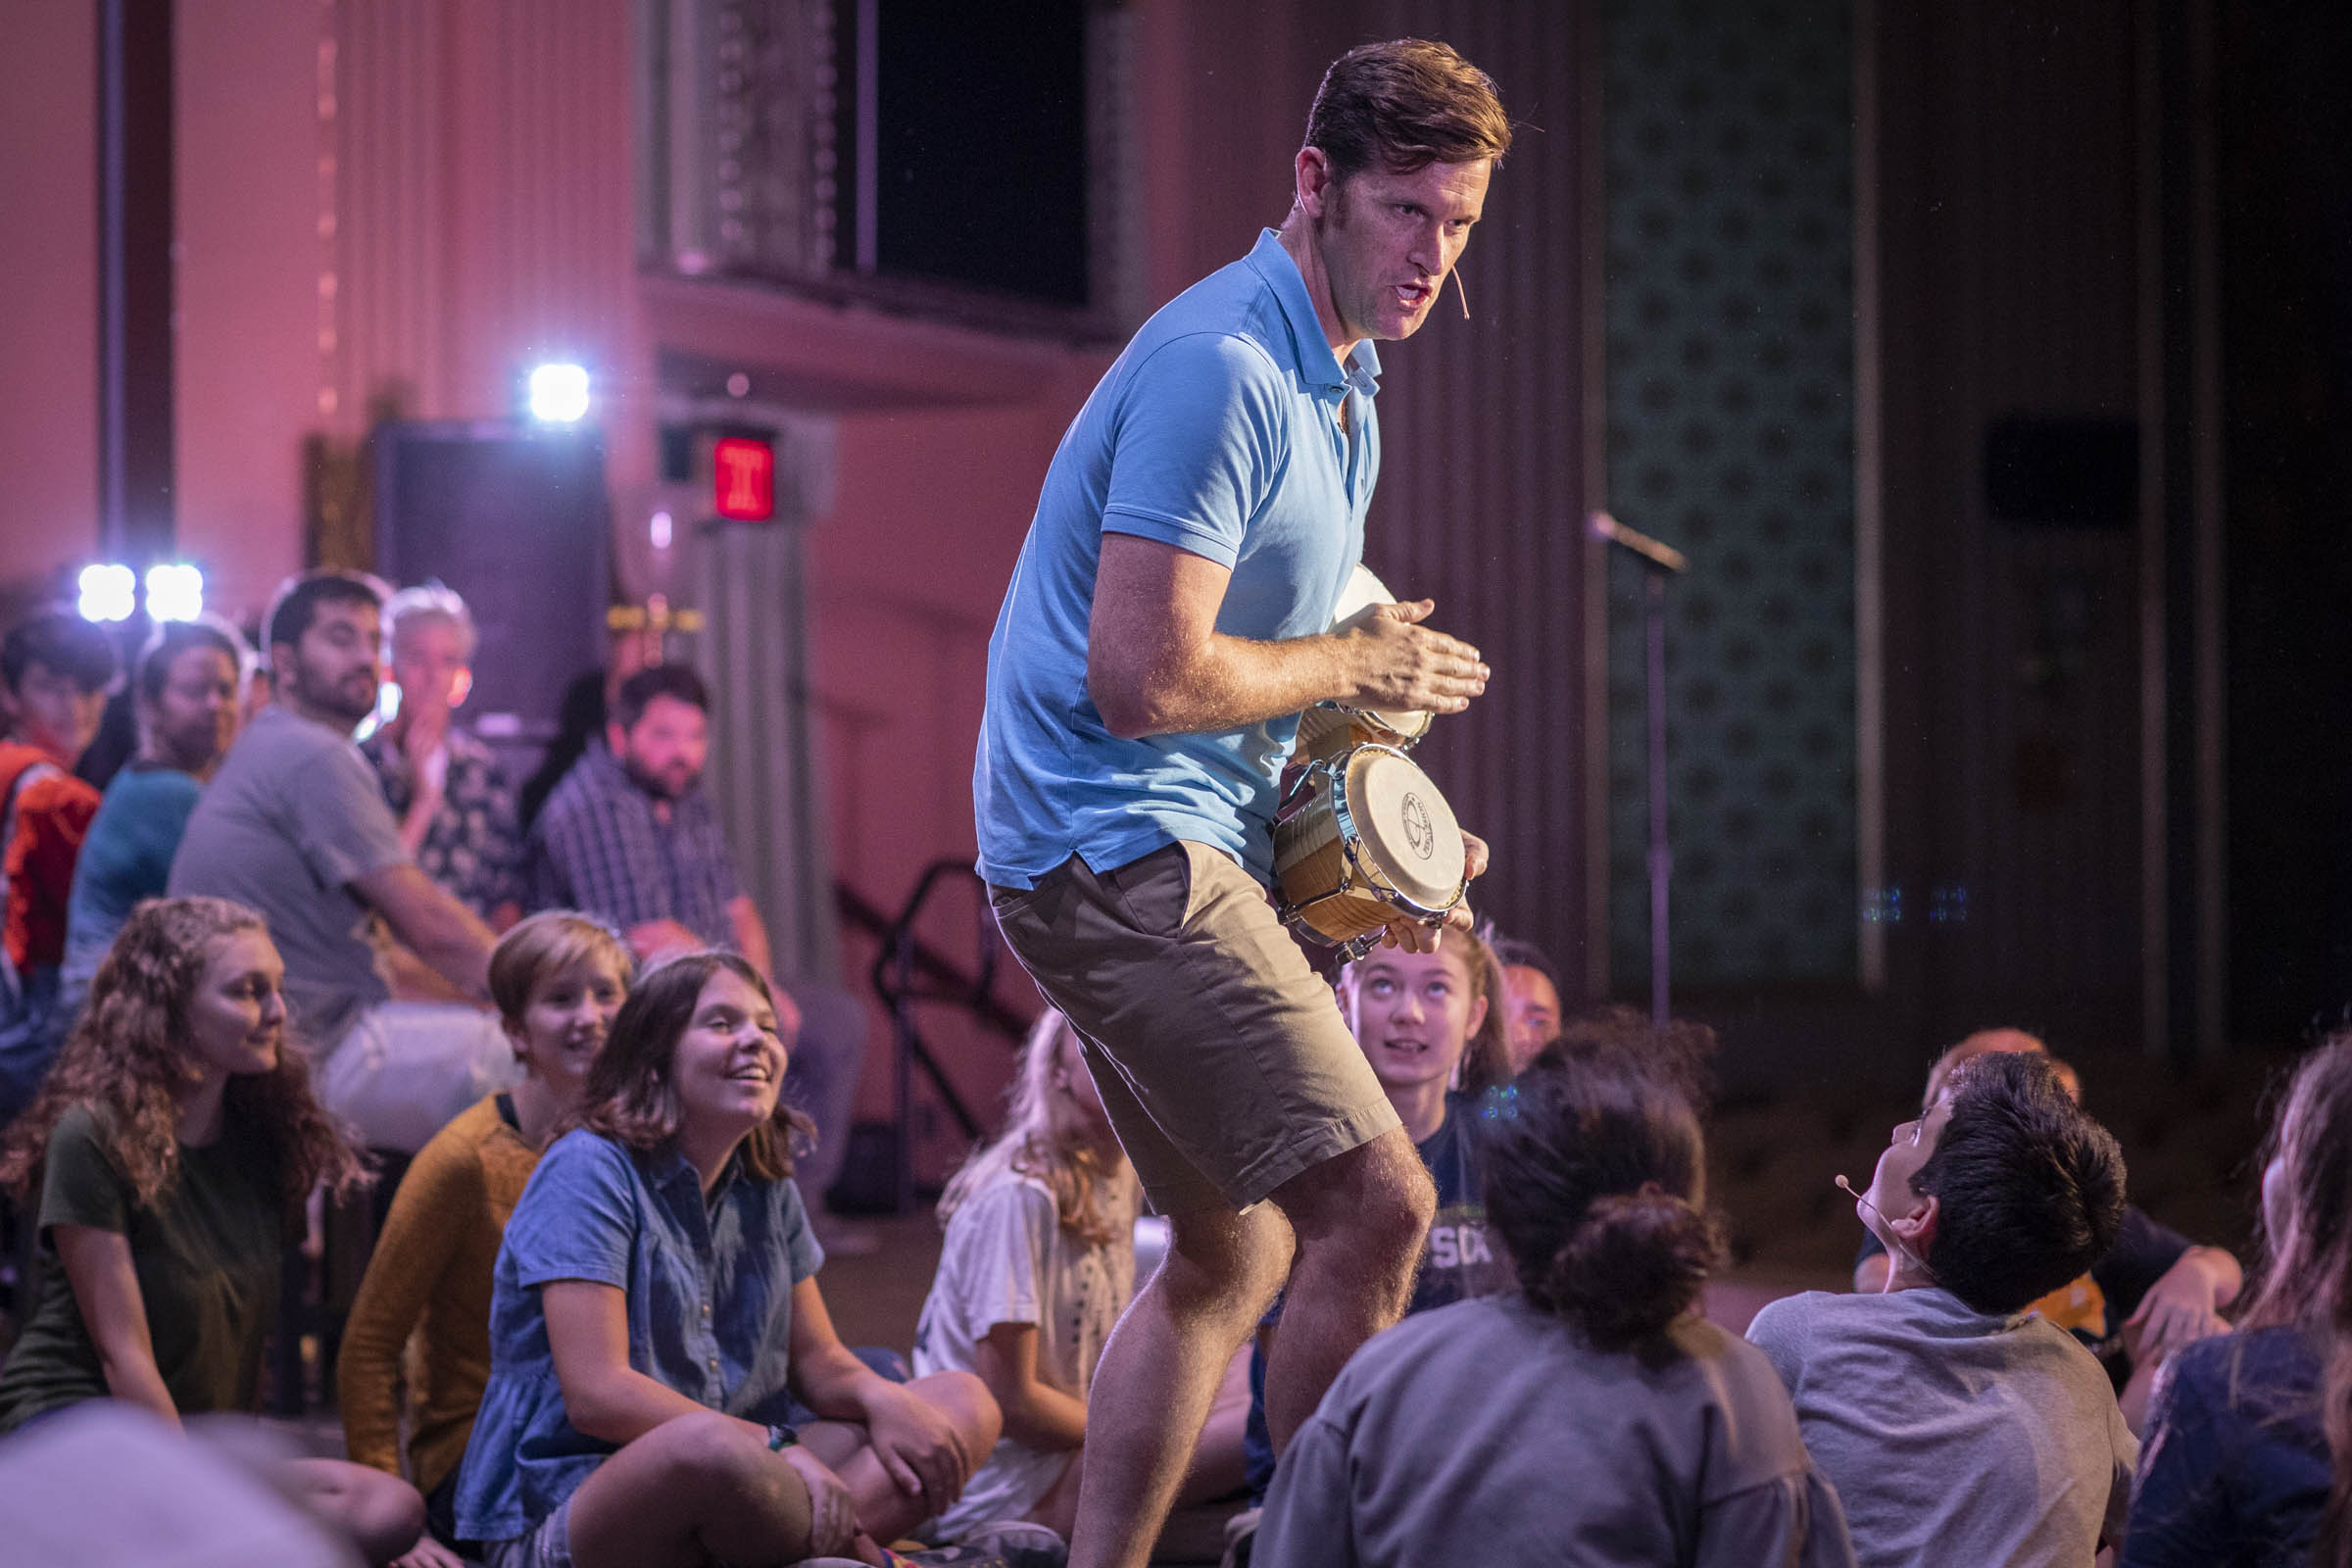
1158;1203;1293;1323
1281;1132;1434;1266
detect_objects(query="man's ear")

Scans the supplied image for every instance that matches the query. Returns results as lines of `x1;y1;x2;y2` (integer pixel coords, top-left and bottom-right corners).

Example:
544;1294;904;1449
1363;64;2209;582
450;667;473;709
1892;1192;1939;1261
1295;145;1337;220
605;720;627;757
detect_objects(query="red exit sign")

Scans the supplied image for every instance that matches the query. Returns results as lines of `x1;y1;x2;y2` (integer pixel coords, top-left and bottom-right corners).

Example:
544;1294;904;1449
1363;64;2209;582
712;436;775;520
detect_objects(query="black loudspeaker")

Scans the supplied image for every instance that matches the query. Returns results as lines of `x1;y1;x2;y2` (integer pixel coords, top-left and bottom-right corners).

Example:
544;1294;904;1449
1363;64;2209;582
371;420;611;754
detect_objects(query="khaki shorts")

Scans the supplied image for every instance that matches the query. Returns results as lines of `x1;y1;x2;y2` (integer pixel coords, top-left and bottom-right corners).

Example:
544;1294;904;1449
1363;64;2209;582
990;841;1398;1214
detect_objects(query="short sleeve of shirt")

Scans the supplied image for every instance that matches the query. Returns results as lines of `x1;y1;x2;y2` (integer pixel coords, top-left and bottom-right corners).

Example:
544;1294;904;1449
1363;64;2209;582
947;1179;1054;1332
1745;1295;1812;1393
38;1104;133;1238
1100;333;1293;570
2092;1206;2192;1319
287;743;411;892
782;1177;824;1286
503;1133;640;1291
1250;1396;1357;1568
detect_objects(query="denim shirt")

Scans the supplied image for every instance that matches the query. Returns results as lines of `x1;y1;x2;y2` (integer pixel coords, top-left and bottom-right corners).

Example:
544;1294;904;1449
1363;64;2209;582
452;1128;824;1544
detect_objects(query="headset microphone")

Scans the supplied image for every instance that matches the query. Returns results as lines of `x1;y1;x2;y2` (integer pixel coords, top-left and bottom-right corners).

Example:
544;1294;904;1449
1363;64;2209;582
1836;1173;1928;1276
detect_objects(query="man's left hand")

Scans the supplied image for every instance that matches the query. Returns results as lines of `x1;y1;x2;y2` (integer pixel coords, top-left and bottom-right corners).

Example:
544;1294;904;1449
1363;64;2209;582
1381;829;1489;952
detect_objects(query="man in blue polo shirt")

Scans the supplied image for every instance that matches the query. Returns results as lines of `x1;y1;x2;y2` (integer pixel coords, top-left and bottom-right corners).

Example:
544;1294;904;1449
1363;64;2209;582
975;38;1510;1568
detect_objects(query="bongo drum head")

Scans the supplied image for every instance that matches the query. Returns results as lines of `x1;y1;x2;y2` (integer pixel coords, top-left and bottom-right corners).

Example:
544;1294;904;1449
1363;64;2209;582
1343;748;1464;911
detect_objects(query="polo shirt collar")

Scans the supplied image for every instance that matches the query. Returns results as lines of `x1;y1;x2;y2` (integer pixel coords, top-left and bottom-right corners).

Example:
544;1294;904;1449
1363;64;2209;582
1245;228;1384;400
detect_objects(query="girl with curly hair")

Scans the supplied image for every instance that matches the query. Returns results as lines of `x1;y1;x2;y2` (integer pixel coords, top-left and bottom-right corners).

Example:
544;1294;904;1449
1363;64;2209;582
0;895;424;1564
453;951;1002;1568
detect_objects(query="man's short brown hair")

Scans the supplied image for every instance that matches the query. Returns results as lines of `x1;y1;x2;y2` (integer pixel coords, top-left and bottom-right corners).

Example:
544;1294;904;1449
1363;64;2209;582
1304;38;1510;180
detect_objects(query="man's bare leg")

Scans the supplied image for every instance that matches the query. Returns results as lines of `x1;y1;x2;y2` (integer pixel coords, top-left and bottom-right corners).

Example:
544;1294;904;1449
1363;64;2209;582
1066;1201;1291;1568
1260;1129;1434;1454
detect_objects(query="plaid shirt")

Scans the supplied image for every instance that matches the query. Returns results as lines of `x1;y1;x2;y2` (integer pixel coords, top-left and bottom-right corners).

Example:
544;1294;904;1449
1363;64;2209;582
526;744;740;945
359;725;525;920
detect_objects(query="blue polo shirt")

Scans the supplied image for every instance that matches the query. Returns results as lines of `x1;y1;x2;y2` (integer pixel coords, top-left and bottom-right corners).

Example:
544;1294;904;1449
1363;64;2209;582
975;227;1382;889
452;1128;824;1544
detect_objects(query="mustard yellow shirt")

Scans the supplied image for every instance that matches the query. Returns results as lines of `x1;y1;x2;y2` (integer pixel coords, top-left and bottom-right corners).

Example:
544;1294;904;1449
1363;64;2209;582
338;1093;540;1494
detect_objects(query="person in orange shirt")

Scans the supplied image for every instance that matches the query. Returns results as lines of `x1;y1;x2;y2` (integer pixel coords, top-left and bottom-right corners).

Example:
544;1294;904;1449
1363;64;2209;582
0;609;120;1116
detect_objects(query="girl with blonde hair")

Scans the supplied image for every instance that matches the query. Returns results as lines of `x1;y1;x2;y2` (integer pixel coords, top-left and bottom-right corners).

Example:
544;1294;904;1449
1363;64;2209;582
913;1007;1191;1542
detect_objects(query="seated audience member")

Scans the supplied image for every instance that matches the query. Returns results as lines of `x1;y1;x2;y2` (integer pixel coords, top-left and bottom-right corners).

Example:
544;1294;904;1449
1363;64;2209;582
2122;1034;2351;1566
527;662;867;1218
914;1008;1245;1546
54;617;248;1033
1750;1051;2135;1568
339;912;633;1563
0;611;119;1083
360;585;524;929
1487;932;1564;1073
517;619;662;835
1255;1048;1857;1568
170;569;511;1153
1238;930;1516;1529
528;663;769;972
453;952;1001;1567
1852;1029;2240;1428
0;897;425;1564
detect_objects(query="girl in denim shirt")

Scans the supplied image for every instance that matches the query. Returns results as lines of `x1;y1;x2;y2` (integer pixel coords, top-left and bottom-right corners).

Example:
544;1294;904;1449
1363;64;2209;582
455;952;998;1567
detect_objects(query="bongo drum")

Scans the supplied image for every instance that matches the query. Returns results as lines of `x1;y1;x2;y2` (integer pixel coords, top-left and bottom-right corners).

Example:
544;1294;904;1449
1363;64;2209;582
1291;564;1434;763
1273;742;1467;956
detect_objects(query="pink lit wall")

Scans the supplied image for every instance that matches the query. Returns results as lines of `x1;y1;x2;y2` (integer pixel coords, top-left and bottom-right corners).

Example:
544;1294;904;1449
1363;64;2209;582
173;0;325;624
0;6;99;592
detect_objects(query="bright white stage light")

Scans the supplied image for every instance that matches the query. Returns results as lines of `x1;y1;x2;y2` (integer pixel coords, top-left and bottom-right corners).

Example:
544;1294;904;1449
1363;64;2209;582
650;511;673;550
527;363;591;422
146;564;205;622
77;564;136;623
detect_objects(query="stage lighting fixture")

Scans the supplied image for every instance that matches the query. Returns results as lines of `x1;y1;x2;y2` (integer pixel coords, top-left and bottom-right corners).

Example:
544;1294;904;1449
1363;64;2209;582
77;564;136;623
650;510;674;550
145;564;204;621
526;363;591;423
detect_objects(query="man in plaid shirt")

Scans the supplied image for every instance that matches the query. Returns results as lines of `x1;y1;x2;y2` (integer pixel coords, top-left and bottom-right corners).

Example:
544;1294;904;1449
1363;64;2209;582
527;663;771;978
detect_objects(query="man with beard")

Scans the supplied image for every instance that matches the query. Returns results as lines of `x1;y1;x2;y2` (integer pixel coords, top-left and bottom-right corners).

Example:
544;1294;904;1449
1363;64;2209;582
172;570;510;1153
525;663;773;973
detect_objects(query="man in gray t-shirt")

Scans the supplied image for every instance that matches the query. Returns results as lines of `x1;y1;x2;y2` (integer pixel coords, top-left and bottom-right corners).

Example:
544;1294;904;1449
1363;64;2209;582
1748;1051;2135;1568
171;571;508;1152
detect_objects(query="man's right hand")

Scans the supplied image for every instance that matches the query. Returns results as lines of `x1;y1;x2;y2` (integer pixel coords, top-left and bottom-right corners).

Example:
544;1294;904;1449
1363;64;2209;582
1336;600;1490;714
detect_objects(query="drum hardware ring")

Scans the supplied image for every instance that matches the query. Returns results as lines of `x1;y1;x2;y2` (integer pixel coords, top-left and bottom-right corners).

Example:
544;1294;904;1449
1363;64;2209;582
1273;742;1469;955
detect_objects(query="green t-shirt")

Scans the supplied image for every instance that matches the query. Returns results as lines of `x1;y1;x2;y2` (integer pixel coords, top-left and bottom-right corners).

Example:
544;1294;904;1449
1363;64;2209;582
0;1102;284;1431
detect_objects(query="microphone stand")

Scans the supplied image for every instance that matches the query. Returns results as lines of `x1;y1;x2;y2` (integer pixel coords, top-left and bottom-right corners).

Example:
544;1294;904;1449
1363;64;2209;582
1591;511;1690;1027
